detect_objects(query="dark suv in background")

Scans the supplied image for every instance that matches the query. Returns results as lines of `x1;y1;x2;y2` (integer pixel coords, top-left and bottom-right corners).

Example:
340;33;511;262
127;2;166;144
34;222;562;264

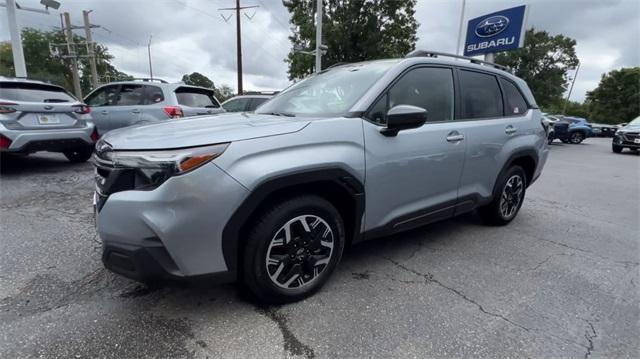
84;79;224;135
613;116;640;153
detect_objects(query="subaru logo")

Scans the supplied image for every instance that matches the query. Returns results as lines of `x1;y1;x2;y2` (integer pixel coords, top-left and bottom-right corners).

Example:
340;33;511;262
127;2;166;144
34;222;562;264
475;15;510;38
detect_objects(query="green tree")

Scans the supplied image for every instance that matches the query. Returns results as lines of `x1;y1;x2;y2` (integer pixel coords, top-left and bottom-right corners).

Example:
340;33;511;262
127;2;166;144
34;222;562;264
284;0;418;80
0;28;131;96
495;28;579;108
586;67;640;124
214;83;235;102
181;72;215;88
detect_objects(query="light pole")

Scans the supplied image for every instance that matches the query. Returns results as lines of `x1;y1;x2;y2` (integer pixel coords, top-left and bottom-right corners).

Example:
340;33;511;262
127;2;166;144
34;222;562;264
315;0;322;72
147;35;153;80
455;0;466;56
563;62;581;115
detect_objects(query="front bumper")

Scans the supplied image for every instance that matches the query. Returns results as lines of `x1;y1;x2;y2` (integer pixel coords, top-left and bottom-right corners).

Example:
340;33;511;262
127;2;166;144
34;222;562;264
96;161;249;283
613;135;640;148
0;123;95;152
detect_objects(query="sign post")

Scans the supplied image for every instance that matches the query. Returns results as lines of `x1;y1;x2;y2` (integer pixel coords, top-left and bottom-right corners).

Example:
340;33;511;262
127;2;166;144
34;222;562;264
463;5;529;61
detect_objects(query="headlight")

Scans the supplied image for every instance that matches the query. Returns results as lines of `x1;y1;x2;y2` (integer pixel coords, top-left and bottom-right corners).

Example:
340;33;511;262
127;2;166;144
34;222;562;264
100;143;229;189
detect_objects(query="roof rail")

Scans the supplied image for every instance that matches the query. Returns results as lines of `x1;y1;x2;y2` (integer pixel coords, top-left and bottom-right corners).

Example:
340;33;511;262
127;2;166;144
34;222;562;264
405;50;511;72
131;78;169;84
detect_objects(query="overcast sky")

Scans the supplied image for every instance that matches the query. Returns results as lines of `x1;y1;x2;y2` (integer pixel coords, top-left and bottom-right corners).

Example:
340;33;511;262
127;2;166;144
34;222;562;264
1;0;638;101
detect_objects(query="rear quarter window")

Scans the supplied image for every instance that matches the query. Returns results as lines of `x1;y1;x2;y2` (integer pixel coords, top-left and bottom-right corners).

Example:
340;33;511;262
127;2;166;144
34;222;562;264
500;78;528;115
0;82;77;103
175;87;219;108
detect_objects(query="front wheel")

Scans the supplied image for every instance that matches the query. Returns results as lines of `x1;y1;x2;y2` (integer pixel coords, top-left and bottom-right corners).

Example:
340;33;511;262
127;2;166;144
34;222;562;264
547;132;554;145
242;195;345;304
612;144;623;153
478;166;527;226
63;146;93;162
570;131;585;144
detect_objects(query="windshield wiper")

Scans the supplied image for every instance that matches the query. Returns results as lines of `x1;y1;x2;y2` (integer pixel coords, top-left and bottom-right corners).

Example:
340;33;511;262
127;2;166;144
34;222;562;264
263;111;296;117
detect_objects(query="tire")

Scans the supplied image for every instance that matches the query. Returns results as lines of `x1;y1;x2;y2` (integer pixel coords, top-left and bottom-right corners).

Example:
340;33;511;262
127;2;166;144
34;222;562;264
569;131;585;144
242;195;345;304
612;144;623;153
547;133;554;145
478;166;527;226
63;146;93;162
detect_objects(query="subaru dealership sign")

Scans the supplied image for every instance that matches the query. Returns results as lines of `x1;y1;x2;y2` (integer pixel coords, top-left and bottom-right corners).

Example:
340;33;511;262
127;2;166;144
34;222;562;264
464;5;529;57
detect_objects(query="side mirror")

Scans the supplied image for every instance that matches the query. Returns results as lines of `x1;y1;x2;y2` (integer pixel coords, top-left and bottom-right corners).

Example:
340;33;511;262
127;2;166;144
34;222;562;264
380;105;427;137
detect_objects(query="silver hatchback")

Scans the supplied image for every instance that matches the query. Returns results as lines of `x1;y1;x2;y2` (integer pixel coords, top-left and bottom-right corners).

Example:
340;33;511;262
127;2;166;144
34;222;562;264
0;77;97;162
84;79;224;135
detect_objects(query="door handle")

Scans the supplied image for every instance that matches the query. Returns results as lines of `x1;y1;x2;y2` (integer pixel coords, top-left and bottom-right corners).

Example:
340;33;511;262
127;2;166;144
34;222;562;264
446;131;465;142
131;109;141;114
505;125;518;135
101;110;109;115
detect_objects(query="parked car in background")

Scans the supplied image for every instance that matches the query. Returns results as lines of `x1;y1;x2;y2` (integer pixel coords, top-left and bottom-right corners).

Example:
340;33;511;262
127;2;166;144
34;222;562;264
612;116;640;153
94;51;548;303
221;93;273;112
590;123;618;137
84;79;224;135
554;116;593;144
0;77;97;162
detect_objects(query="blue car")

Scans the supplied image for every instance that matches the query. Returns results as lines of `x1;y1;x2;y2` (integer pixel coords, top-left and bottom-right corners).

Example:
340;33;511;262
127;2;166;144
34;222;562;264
553;116;593;144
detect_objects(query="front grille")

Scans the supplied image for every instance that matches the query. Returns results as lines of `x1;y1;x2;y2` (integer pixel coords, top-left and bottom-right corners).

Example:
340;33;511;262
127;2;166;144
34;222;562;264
623;132;639;142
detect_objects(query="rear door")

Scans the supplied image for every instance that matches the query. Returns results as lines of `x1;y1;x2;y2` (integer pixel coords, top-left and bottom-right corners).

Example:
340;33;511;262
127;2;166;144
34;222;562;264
0;81;85;130
454;70;530;202
107;84;145;130
174;87;222;117
85;84;121;134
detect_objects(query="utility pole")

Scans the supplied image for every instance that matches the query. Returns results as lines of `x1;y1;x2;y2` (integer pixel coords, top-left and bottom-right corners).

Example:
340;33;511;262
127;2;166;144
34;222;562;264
219;1;258;95
456;0;466;56
563;62;581;115
63;12;83;99
147;35;153;80
82;10;99;89
315;0;322;72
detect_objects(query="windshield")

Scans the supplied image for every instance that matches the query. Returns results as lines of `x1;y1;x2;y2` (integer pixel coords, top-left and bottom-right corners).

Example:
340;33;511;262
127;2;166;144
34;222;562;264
628;117;640;127
256;60;399;117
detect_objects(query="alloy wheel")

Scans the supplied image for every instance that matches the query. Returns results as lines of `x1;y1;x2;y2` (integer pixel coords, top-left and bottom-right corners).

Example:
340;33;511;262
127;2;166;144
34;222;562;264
499;175;524;219
265;215;334;289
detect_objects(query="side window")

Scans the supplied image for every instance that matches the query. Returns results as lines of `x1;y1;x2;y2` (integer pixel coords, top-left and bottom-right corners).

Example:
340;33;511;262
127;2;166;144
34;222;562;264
115;84;145;106
222;98;249;112
248;97;268;111
366;67;454;124
459;70;503;119
145;85;165;104
85;85;119;107
367;93;388;125
500;78;528;115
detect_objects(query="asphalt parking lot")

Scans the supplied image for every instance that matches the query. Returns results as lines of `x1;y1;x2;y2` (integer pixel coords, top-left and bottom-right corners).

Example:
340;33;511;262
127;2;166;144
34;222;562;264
0;137;638;358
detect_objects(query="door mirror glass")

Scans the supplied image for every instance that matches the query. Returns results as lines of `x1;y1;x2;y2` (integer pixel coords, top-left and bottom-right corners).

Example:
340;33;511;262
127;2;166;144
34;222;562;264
381;105;427;136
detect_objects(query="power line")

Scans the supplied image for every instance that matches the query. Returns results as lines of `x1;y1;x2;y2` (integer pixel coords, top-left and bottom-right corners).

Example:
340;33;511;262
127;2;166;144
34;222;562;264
256;0;290;33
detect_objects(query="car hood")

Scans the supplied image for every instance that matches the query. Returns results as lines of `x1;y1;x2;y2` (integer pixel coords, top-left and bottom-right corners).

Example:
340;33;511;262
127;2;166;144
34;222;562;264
618;125;640;133
102;113;310;150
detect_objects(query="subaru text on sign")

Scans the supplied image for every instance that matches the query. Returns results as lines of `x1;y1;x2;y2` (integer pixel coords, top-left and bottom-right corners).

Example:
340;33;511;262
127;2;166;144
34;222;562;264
464;5;529;57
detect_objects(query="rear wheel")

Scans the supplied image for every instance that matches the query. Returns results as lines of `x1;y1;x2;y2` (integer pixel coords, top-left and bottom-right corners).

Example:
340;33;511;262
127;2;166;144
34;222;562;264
569;131;585;144
63;146;93;162
242;195;345;304
478;166;527;226
612;144;623;153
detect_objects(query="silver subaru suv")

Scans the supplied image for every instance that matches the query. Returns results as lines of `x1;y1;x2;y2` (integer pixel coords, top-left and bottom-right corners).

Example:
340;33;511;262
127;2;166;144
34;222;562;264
84;79;224;135
94;51;548;303
1;77;97;162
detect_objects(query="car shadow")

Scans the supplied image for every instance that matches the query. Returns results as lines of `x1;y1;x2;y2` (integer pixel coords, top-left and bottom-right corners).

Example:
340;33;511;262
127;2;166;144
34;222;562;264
0;152;91;176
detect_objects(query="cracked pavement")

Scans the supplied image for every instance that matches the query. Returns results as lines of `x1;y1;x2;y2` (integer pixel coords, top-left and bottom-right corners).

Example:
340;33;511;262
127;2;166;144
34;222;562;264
1;138;638;358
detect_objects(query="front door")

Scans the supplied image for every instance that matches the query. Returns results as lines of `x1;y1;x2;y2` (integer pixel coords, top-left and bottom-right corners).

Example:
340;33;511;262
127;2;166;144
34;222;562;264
363;66;466;234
